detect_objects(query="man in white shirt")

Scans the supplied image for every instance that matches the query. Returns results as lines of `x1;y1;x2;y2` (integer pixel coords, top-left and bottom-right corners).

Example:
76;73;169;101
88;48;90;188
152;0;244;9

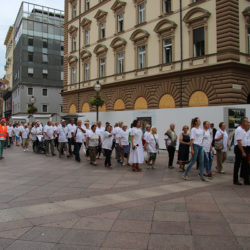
96;121;105;159
44;121;56;156
113;122;123;163
234;117;249;185
20;124;30;151
7;123;14;148
58;120;70;158
67;119;76;157
74;120;86;162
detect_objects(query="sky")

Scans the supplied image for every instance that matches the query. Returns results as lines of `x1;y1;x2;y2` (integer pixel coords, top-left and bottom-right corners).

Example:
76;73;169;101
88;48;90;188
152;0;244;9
0;0;65;78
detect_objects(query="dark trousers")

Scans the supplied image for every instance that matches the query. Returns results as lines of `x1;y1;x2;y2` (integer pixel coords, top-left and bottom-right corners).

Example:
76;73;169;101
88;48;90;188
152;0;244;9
84;142;89;157
75;142;82;161
167;146;176;167
7;137;12;147
97;145;102;157
234;146;249;184
54;137;59;149
68;138;75;156
104;149;112;167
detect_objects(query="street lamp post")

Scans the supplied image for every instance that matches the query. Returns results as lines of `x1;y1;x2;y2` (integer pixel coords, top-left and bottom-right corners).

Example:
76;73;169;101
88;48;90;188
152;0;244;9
29;95;36;122
93;81;102;123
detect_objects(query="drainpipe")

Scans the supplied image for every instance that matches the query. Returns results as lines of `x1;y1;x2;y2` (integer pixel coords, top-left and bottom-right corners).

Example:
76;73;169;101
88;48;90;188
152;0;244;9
180;0;183;107
78;0;81;113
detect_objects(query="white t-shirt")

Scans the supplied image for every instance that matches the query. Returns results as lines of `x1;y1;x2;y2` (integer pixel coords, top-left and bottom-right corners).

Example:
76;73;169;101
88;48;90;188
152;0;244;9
58;126;69;143
14;127;20;137
146;133;159;153
67;124;76;139
144;131;150;142
234;126;247;147
20;127;30;139
102;131;113;150
96;126;105;142
113;127;122;143
7;126;14;137
202;129;212;152
215;129;229;152
31;127;37;141
119;130;129;146
75;126;85;143
131;127;143;146
190;127;203;146
87;130;99;147
53;126;59;138
247;129;250;147
44;125;54;140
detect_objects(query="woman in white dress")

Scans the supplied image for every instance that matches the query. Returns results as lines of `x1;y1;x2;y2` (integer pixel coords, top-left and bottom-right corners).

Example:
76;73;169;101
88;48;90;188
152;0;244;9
129;119;144;172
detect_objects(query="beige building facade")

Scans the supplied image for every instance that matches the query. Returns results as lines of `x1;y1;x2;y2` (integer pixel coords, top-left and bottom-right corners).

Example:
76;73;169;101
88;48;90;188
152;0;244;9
62;0;250;114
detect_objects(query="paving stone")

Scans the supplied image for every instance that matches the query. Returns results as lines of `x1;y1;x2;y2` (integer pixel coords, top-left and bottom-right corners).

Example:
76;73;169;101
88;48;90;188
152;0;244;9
155;201;186;212
223;213;250;224
41;218;79;229
91;211;121;220
111;219;151;233
0;238;14;249
237;237;250;250
151;221;191;235
118;208;154;221
6;240;55;250
52;244;99;250
230;224;250;237
59;229;107;247
0;227;32;239
153;211;189;222
148;234;193;250
102;232;149;249
188;212;226;223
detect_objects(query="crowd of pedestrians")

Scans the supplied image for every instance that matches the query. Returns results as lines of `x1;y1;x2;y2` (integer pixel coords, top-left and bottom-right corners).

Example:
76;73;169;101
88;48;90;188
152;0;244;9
0;116;249;185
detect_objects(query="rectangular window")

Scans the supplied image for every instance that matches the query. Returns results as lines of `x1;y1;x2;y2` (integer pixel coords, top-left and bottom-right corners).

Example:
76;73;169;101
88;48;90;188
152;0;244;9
43;39;48;48
72;5;77;19
163;38;172;64
61;56;64;65
85;30;90;45
138;2;145;24
61;41;64;51
42;54;48;64
117;52;124;74
84;62;90;81
99;58;105;78
28;52;33;62
193;27;205;57
42;105;48;113
42;88;47;96
28;67;34;78
85;0;90;11
61;71;64;81
163;0;171;13
28;87;33;95
117;13;124;33
100;22;105;40
28;37;33;46
72;36;77;51
248;27;250;54
42;69;48;79
71;67;76;83
138;45;146;69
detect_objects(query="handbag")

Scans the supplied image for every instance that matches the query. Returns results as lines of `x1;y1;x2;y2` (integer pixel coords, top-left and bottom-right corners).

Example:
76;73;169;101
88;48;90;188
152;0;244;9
214;141;224;151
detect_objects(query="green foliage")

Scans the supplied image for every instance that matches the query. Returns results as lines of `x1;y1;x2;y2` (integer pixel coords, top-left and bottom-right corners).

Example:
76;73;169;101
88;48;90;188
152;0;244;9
90;97;104;107
27;105;38;114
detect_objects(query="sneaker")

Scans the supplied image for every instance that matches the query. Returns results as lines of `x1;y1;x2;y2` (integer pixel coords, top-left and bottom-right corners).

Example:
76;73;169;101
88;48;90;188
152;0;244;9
200;177;209;182
152;166;156;169
183;174;189;180
122;163;126;166
108;165;113;169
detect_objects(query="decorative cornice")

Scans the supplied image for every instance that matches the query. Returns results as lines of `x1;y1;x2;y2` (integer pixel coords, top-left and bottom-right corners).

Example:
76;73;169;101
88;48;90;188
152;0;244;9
110;37;127;50
93;44;108;56
67;55;78;64
130;29;150;43
68;25;78;34
183;7;211;26
154;19;177;35
111;0;126;13
94;9;108;21
80;18;92;28
80;49;92;60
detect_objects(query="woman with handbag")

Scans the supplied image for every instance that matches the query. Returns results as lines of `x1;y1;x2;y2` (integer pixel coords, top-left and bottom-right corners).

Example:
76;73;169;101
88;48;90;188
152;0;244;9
214;122;229;174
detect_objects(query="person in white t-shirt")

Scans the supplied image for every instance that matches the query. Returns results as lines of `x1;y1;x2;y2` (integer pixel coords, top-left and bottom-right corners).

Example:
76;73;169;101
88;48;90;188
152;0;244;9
102;124;113;169
233;117;249;185
67;120;77;156
7;123;14;147
58;120;70;158
53;122;59;149
83;120;91;158
119;125;130;166
74;120;86;162
143;125;151;164
202;121;213;177
20;124;30;151
183;117;207;181
96;121;105;159
215;122;230;174
44;121;56;156
113;122;123;163
14;123;21;146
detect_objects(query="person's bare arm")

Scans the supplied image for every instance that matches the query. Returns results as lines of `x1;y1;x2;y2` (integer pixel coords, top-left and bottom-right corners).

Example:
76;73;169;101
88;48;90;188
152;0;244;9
237;140;246;158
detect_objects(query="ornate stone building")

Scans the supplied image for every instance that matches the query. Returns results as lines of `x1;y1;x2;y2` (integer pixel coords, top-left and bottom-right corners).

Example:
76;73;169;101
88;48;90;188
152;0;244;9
62;0;250;114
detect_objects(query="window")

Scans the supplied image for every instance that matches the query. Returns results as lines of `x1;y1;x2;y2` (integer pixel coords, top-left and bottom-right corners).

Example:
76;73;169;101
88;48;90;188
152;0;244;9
163;39;172;63
61;71;64;81
42;105;48;113
42;88;47;96
61;56;64;65
60;41;64;51
117;13;124;33
85;0;90;11
42;69;48;79
71;66;76;83
72;36;77;51
43;39;48;48
28;87;33;95
72;4;77;19
138;2;145;24
138;45;146;69
28;67;34;78
193;27;205;57
84;62;90;81
248;27;250;54
163;0;171;13
42;54;48;64
85;30;90;45
28;52;33;62
99;58;105;78
100;22;105;40
117;52;124;74
28;37;33;46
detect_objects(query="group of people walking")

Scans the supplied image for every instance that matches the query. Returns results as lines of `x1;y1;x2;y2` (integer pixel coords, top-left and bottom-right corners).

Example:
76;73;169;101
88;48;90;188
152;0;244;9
0;116;249;185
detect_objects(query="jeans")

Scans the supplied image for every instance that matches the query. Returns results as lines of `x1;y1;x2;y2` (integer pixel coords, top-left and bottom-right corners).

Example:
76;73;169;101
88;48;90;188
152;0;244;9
167;146;175;167
74;142;82;161
0;140;5;157
68;138;75;156
45;140;55;155
184;144;204;178
104;149;112;167
204;151;213;174
234;146;249;184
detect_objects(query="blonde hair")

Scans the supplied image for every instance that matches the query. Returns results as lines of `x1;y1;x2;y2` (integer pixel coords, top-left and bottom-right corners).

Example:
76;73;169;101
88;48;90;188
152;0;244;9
151;126;157;134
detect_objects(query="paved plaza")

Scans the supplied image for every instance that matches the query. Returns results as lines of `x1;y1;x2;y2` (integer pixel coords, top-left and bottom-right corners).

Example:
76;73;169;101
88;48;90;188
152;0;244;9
0;146;250;250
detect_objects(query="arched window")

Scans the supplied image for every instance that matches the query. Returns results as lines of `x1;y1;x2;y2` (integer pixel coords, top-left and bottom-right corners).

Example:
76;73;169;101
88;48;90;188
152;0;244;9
82;103;90;113
69;104;77;114
159;94;175;109
134;97;148;110
114;99;125;111
189;91;208;107
99;104;106;112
